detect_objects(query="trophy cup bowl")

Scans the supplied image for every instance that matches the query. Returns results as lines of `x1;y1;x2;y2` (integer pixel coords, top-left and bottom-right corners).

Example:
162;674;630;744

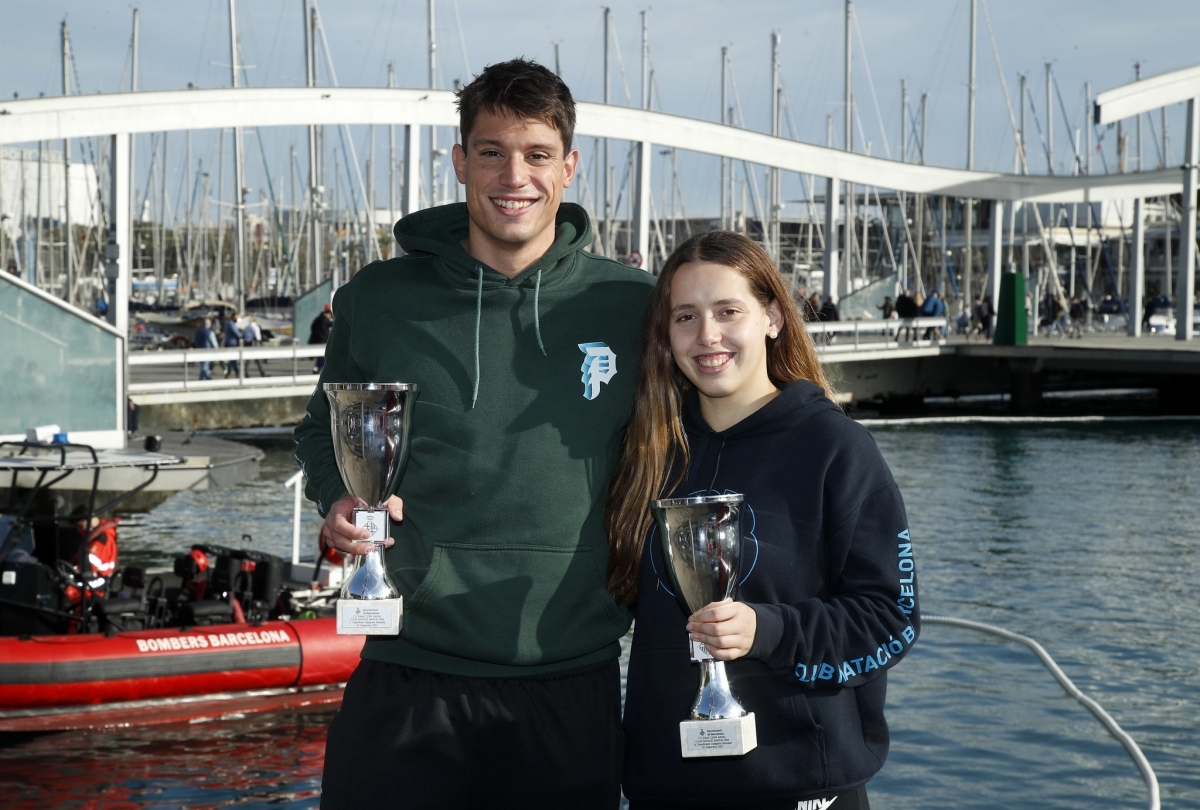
325;383;418;635
652;493;758;757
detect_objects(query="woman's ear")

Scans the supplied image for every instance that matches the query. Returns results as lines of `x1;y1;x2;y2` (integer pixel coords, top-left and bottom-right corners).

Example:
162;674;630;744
767;300;784;337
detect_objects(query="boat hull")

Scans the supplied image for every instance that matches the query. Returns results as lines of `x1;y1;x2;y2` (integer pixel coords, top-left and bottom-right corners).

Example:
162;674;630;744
0;617;362;731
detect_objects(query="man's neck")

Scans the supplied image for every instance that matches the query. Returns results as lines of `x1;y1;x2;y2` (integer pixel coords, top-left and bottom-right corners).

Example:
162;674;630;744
462;223;557;280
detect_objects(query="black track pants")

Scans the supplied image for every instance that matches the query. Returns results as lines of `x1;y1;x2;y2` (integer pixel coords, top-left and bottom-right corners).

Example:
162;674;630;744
320;657;623;810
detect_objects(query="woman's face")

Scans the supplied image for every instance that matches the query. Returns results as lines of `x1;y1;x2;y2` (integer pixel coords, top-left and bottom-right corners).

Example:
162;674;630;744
667;261;782;405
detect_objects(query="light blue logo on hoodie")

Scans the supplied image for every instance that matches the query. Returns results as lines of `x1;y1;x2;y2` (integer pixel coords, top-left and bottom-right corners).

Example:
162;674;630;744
578;342;617;400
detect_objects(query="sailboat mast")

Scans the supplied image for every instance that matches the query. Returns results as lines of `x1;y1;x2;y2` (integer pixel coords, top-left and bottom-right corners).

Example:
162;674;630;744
61;20;73;303
229;0;246;310
844;0;853;292
602;6;611;257
429;0;438;208
305;1;320;289
388;61;397;250
964;0;976;311
721;47;728;230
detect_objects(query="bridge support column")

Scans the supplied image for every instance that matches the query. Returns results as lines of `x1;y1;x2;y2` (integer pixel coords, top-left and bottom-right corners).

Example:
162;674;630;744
107;132;131;433
104;133;131;347
404;124;420;216
1130;198;1145;336
988;199;1004;311
824;176;840;303
1177;97;1198;341
632;140;651;270
1010;367;1043;415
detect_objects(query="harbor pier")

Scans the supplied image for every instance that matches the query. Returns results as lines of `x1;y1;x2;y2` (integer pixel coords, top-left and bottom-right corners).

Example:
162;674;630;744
3;58;1199;439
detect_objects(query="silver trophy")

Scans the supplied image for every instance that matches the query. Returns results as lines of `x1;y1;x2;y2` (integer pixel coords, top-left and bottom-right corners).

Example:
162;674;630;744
653;493;758;757
325;383;419;635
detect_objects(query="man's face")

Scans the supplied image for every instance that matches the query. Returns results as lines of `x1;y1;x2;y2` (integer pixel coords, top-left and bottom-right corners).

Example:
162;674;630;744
453;110;578;257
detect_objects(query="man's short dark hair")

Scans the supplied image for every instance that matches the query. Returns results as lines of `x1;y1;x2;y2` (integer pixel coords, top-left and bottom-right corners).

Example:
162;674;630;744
455;58;576;153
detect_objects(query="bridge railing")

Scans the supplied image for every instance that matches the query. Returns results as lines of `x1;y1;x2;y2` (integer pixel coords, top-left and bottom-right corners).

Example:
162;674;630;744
807;317;952;353
126;320;951;396
127;344;326;394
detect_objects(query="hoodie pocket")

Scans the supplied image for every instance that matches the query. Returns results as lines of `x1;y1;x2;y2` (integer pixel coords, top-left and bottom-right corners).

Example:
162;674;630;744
784;692;830;790
403;542;628;666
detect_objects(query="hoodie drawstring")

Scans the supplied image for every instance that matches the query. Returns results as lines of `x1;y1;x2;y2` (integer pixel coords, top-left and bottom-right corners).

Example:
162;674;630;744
706;436;727;494
470;261;547;408
533;265;546;356
471;264;483;409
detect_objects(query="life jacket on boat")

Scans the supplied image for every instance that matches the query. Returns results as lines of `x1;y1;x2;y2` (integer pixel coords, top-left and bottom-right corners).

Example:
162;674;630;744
65;518;120;604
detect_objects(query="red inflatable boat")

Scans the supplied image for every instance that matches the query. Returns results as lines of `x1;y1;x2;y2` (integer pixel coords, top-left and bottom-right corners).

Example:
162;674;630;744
0;441;364;732
0;618;363;732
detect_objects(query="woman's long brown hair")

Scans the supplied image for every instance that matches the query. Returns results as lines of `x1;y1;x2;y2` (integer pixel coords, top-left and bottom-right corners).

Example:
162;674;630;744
604;231;834;606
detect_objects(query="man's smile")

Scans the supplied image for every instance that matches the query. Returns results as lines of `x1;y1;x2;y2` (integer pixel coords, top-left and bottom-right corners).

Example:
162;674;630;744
490;197;536;212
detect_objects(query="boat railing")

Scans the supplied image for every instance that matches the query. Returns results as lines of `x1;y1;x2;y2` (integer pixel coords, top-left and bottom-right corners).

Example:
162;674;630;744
127;344;327;394
924;615;1160;810
285;470;305;566
805;316;952;353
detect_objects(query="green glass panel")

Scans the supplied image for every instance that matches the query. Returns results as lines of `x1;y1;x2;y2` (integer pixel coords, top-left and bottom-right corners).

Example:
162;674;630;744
0;277;118;434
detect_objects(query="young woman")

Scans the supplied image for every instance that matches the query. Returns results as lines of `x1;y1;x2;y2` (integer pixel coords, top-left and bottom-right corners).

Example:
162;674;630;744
607;232;918;810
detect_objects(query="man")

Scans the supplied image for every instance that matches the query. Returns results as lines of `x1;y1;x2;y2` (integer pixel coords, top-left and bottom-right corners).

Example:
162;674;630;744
819;294;841;323
896;287;917;341
192;317;218;380
294;59;653;809
308;303;333;373
241;315;267;376
222;311;242;377
63;506;119;607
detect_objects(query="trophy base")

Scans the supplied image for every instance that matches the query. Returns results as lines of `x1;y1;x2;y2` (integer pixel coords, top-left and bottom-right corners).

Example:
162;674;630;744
679;713;757;758
336;597;403;635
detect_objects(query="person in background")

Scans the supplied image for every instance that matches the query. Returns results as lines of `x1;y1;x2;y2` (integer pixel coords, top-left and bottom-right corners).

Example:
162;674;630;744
819;295;840;323
878;295;895;320
921;288;946;339
1068;297;1084;339
1047;297;1067;338
63;505;119;606
982;295;996;340
609;232;917;810
242;315;267;376
804;292;822;323
896;288;917;341
222;311;242;378
955;306;970;335
308;303;334;373
193;317;218;380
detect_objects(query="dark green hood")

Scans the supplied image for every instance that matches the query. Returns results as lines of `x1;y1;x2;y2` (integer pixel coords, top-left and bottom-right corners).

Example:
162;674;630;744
393;202;596;405
393;201;593;289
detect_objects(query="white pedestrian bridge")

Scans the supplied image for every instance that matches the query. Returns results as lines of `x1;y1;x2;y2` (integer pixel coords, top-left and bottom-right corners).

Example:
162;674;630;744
1;66;1196;444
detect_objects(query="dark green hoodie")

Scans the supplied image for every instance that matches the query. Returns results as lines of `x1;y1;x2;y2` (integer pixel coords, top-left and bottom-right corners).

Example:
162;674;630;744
294;202;654;677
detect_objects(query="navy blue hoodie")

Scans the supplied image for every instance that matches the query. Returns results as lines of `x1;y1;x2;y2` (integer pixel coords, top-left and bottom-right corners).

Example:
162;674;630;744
622;380;919;806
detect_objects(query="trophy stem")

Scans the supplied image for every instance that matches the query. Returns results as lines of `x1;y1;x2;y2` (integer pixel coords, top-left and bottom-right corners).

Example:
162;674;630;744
341;510;401;601
691;659;748;721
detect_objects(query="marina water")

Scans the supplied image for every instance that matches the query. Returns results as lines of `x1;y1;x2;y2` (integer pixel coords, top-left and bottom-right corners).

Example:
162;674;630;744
2;422;1197;808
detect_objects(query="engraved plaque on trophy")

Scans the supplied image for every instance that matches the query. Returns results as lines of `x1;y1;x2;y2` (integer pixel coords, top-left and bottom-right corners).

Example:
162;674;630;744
652;493;758;758
325;383;418;635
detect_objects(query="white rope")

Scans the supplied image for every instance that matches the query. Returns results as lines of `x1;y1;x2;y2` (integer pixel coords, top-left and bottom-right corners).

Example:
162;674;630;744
924;615;1159;810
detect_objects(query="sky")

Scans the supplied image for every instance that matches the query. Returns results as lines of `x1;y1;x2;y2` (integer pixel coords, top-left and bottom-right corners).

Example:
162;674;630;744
3;0;1198;217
